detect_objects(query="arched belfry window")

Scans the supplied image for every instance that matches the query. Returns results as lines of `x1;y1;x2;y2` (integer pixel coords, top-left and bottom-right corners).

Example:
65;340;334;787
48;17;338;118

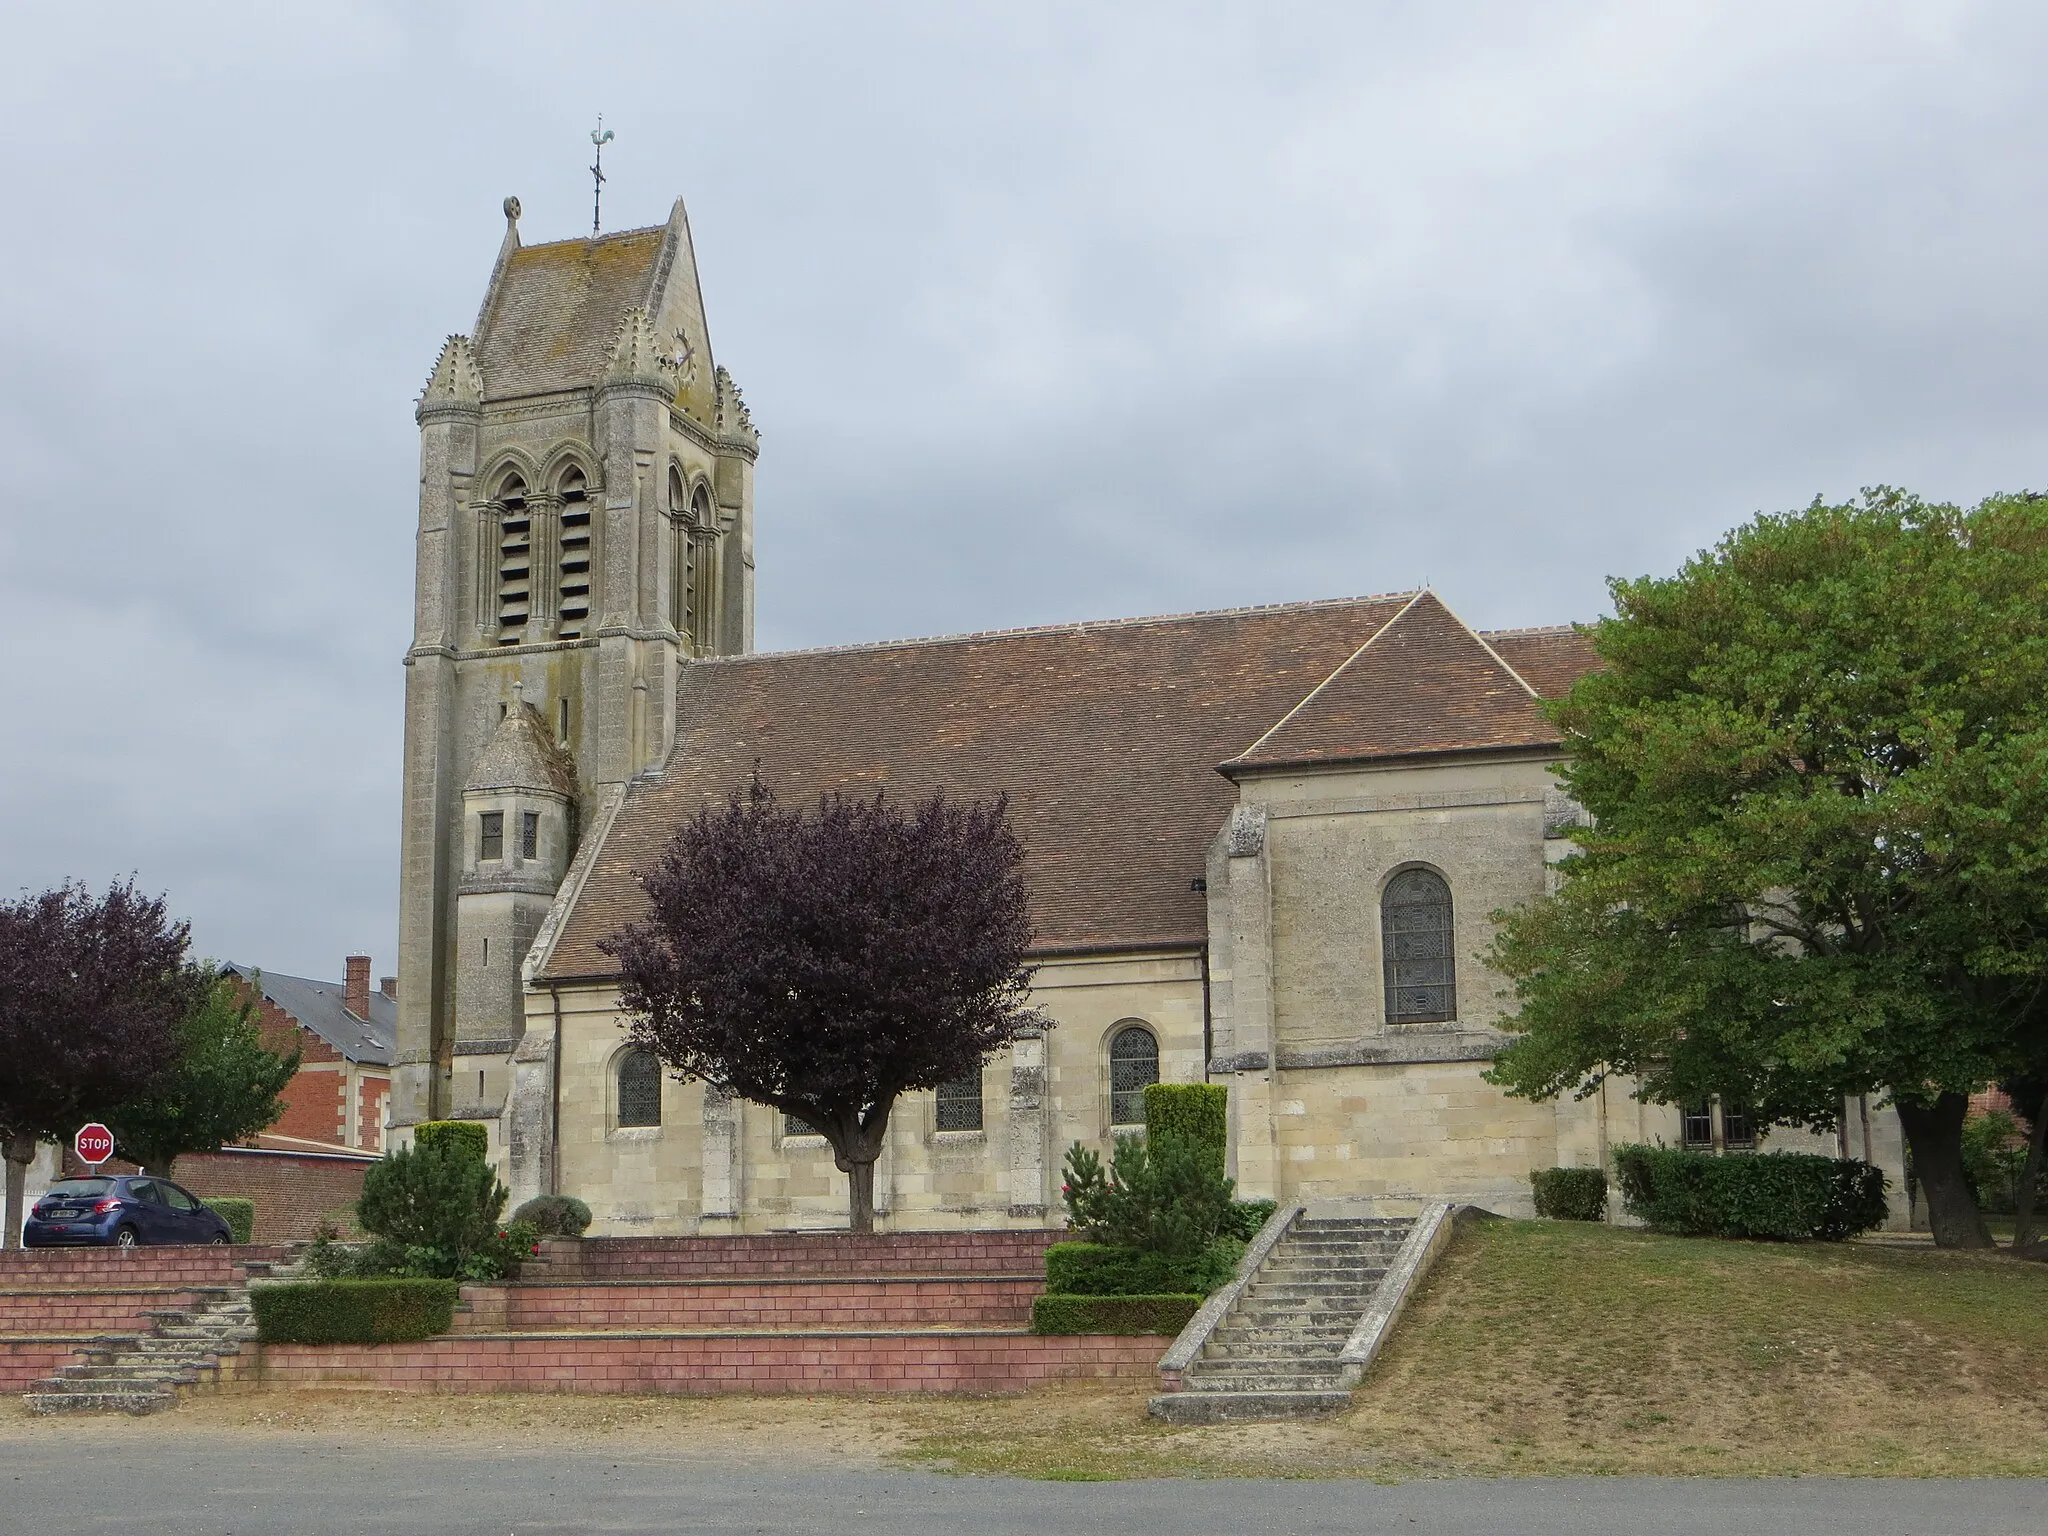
494;473;530;646
1382;867;1456;1024
687;487;716;651
556;465;591;639
667;469;692;639
616;1048;662;1128
1108;1024;1158;1128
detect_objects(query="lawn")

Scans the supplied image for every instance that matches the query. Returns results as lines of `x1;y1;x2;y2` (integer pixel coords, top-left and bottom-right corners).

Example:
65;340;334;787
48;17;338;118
7;1219;2043;1480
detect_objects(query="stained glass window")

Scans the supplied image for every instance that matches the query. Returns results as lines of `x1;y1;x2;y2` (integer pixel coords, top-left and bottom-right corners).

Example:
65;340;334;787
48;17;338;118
1382;868;1456;1024
936;1070;984;1132
616;1049;662;1128
1109;1026;1158;1127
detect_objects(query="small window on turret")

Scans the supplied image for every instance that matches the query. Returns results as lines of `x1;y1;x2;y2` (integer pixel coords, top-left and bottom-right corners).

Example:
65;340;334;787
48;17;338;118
521;811;538;860
479;811;503;861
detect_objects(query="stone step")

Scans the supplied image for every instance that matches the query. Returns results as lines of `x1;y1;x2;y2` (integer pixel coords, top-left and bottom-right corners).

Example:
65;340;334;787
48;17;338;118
1207;1325;1354;1348
1148;1389;1352;1424
1182;1369;1350;1393
1201;1339;1344;1360
24;1388;177;1416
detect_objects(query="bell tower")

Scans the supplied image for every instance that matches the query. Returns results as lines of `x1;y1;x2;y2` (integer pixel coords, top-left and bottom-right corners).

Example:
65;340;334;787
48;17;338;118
393;194;760;1141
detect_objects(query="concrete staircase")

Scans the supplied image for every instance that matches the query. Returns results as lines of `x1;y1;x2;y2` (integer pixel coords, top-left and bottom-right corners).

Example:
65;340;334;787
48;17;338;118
1160;1214;1414;1421
24;1264;277;1416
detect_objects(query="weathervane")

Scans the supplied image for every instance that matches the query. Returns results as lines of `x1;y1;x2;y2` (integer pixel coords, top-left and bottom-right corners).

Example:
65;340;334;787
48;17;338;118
590;117;615;237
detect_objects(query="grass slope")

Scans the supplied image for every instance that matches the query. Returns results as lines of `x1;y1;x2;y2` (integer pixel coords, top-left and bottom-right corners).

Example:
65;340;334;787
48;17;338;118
907;1219;2048;1479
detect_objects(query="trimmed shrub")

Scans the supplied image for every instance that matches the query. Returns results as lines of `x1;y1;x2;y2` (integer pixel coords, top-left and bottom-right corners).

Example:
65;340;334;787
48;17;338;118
413;1120;489;1163
1613;1145;1889;1241
511;1194;592;1237
1030;1293;1202;1335
251;1279;459;1345
1144;1082;1228;1178
1045;1240;1240;1296
204;1197;256;1244
1060;1135;1234;1256
1530;1167;1607;1222
1218;1199;1278;1241
356;1140;509;1277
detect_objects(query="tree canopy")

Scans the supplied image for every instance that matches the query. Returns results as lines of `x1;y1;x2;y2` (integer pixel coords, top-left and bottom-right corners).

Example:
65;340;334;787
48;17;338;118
0;880;198;1247
106;968;300;1176
606;776;1042;1232
1485;489;2048;1249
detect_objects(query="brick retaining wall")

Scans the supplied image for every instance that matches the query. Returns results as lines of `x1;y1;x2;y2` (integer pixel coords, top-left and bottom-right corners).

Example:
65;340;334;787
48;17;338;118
542;1229;1062;1281
0;1286;221;1335
456;1276;1041;1333
0;1248;287;1287
256;1330;1161;1395
1;1338;95;1392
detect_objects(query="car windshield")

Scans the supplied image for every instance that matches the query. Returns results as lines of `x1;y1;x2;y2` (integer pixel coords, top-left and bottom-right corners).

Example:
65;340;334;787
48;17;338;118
43;1180;112;1199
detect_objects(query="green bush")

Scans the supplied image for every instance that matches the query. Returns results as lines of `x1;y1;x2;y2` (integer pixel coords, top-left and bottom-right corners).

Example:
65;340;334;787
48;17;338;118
413;1120;489;1164
1044;1240;1240;1296
511;1194;592;1237
1613;1145;1888;1241
1060;1135;1234;1257
1530;1167;1607;1222
204;1197;256;1244
251;1279;459;1345
355;1139;509;1278
1030;1293;1203;1335
1959;1110;2039;1214
1217;1199;1278;1241
1143;1083;1228;1179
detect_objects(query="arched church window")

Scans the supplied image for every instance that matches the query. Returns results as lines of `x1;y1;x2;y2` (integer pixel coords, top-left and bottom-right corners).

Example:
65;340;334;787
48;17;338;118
616;1048;662;1128
1382;867;1456;1024
494;473;530;646
687;487;716;651
1108;1025;1158;1128
935;1069;984;1132
667;469;692;638
557;466;591;640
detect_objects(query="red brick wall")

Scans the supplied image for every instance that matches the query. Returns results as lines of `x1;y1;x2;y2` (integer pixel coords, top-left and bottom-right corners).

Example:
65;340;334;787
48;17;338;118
256;1330;1161;1395
1;1340;82;1391
232;977;389;1152
175;1150;373;1241
546;1230;1062;1281
455;1276;1042;1333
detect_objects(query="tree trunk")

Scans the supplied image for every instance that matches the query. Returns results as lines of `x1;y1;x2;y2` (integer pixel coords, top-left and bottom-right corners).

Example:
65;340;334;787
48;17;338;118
2;1132;34;1252
2012;1093;2048;1252
1896;1092;1993;1249
846;1158;876;1234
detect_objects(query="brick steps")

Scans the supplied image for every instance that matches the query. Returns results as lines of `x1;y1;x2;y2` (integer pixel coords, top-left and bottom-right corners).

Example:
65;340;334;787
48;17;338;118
535;1231;1060;1282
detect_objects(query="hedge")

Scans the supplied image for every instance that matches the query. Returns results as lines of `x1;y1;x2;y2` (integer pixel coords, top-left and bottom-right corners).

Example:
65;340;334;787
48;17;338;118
1218;1198;1278;1241
1144;1083;1228;1179
251;1279;460;1345
204;1197;255;1244
1613;1145;1889;1241
414;1120;489;1163
511;1194;592;1237
1030;1293;1202;1335
1044;1241;1231;1296
1530;1167;1607;1222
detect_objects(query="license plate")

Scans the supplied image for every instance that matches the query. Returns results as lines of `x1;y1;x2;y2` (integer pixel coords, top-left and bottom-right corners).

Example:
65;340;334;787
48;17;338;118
48;1210;80;1220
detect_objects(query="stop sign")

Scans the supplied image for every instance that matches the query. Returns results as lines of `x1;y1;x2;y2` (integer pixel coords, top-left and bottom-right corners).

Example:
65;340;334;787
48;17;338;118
74;1123;115;1167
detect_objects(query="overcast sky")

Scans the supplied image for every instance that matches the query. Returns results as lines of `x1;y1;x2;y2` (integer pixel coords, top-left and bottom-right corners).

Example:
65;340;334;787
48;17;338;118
3;2;2045;982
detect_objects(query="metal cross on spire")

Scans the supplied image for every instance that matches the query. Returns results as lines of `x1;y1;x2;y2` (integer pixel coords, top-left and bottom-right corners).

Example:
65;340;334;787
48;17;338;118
590;117;615;237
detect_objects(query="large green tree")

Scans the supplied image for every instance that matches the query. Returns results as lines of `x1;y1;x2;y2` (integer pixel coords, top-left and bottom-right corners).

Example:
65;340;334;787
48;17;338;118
106;968;300;1176
1486;489;2048;1250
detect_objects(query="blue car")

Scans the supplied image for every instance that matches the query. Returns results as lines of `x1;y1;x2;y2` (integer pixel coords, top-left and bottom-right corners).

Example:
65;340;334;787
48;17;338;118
23;1176;234;1248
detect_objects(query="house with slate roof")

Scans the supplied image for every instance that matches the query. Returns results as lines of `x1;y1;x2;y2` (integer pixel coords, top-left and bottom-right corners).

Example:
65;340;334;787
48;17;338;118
394;196;1908;1233
222;958;394;1154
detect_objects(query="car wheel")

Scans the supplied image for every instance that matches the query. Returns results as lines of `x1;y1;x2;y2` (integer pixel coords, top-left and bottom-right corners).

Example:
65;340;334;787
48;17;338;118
209;1232;230;1245
114;1226;139;1249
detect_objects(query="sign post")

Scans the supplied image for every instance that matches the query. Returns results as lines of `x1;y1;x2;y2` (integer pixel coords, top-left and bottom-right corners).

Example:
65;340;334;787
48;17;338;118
74;1123;115;1170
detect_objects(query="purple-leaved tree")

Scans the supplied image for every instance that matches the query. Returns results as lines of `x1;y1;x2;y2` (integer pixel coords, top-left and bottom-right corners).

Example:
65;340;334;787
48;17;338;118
605;776;1042;1232
0;881;198;1248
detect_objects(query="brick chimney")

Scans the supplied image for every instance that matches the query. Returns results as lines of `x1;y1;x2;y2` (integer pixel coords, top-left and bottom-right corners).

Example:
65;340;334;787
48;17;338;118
344;954;372;1020
379;975;398;1002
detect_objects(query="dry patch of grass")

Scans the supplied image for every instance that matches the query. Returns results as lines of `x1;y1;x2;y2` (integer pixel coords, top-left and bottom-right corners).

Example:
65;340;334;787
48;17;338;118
3;1222;2043;1480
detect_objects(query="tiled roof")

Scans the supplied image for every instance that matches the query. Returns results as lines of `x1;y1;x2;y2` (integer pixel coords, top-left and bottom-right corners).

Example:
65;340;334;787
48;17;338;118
1224;592;1557;770
539;592;1596;980
222;964;395;1067
473;227;666;399
1481;625;1602;700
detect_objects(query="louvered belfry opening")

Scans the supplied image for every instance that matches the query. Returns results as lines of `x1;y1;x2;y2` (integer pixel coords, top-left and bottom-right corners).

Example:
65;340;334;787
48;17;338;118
1382;867;1456;1024
557;466;592;639
494;474;530;646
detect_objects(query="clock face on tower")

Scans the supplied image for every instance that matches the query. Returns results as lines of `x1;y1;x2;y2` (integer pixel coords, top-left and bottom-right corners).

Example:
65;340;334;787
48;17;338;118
667;328;699;389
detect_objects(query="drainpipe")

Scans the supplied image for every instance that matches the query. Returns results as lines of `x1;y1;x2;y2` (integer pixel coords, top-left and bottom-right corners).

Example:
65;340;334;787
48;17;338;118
1199;946;1213;1084
547;984;564;1197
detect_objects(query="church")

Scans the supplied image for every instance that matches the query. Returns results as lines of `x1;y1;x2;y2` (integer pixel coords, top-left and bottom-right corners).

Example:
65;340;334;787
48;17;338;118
392;196;1907;1233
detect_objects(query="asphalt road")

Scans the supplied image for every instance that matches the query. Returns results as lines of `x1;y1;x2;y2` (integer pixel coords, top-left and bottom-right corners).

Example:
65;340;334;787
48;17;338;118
3;1439;2044;1536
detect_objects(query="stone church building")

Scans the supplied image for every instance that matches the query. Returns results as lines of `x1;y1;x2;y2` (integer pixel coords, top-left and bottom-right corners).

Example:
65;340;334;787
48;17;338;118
392;196;1906;1233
